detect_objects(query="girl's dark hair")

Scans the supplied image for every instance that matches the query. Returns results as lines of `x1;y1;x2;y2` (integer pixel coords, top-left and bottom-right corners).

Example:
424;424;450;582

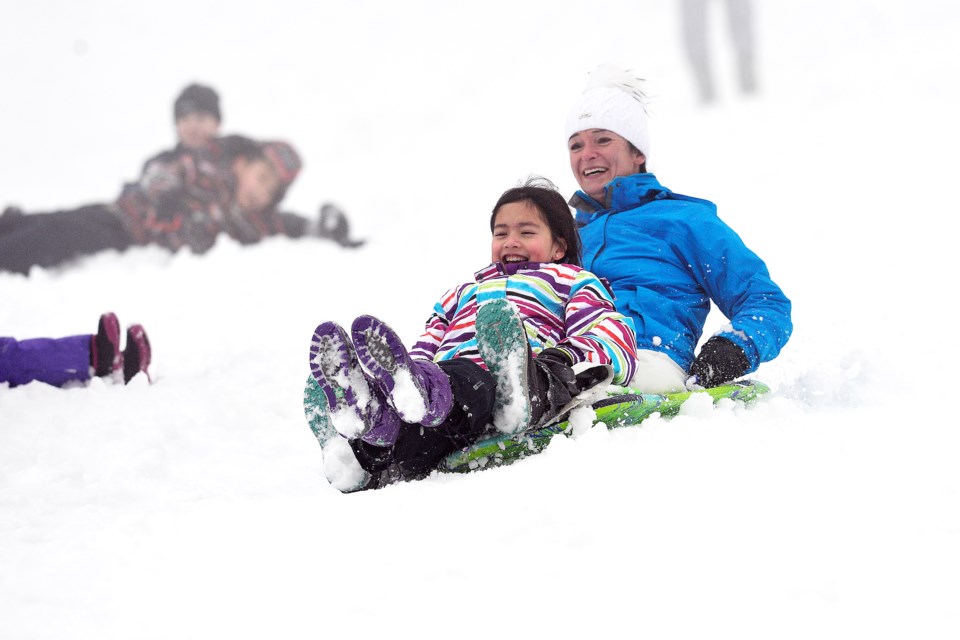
490;176;582;267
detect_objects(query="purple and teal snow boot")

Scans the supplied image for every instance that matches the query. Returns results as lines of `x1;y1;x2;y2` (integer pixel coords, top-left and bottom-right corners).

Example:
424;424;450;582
91;312;122;380
351;315;453;427
303;375;374;493
309;321;401;447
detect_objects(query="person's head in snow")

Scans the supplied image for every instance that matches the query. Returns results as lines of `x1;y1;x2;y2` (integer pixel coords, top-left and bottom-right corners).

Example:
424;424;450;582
232;141;301;214
565;64;649;202
490;178;582;267
173;83;222;150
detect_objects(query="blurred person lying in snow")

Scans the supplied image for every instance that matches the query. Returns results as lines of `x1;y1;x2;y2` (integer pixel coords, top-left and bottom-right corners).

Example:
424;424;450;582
303;178;639;492
1;312;150;389
140;82;365;250
0;87;362;276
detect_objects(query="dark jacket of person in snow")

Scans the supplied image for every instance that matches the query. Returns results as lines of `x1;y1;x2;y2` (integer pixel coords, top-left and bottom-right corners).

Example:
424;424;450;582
115;135;302;253
0;136;303;275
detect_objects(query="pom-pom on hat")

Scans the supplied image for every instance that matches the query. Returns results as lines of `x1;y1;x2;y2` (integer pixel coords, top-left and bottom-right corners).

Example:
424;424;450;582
260;141;302;187
565;64;650;158
174;83;221;122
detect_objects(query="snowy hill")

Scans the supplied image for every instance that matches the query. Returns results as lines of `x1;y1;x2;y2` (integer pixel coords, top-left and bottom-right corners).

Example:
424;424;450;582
2;1;958;638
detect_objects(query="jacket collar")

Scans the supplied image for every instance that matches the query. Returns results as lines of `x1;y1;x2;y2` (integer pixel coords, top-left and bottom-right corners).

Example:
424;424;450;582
570;173;668;221
474;261;551;282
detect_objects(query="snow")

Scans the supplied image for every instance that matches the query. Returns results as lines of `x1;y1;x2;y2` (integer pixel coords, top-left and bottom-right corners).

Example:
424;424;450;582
2;0;959;638
387;368;427;423
321;436;370;494
491;351;529;433
565;405;597;438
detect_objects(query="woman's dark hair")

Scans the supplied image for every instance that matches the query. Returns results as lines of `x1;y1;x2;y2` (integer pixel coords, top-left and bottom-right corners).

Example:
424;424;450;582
627;141;648;173
490;176;582;266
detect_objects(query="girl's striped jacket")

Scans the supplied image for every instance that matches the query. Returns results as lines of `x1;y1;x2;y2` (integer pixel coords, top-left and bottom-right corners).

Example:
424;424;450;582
409;262;638;384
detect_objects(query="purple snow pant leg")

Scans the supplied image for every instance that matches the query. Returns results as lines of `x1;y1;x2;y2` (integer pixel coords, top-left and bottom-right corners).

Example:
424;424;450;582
0;334;93;388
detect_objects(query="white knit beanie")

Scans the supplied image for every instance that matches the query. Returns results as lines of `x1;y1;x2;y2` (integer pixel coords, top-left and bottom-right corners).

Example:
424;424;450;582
565;64;650;158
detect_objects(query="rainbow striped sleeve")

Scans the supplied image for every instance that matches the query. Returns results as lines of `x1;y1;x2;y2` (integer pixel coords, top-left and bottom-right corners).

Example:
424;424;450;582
553;269;638;384
409;282;474;363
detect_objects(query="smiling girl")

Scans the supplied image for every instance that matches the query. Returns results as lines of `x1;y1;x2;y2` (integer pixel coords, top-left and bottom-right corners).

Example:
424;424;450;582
304;177;638;491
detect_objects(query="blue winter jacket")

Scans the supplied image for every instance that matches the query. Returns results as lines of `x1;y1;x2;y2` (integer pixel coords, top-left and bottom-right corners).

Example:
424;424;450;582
572;173;792;373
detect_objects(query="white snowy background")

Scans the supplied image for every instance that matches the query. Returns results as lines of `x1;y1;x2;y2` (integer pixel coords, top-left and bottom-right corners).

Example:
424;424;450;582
2;0;958;637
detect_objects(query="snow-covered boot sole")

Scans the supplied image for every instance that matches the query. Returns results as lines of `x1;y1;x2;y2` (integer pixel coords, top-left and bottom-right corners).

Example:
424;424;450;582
309;322;401;446
351;315;452;427
302;374;372;493
309;322;376;440
475;299;535;434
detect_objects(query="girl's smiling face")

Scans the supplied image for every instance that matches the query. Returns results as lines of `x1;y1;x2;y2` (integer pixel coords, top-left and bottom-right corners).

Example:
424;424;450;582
491;201;567;264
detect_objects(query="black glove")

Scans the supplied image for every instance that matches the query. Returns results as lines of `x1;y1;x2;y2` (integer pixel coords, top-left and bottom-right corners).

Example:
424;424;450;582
536;348;573;367
537;348;610;393
534;350;579;400
528;350;577;426
318;203;366;248
689;336;750;388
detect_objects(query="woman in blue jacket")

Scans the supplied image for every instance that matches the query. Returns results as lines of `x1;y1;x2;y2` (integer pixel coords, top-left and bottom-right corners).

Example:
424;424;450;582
564;65;791;392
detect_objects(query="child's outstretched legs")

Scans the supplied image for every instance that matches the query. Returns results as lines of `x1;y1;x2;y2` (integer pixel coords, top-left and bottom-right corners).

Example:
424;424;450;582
0;312;151;389
309;321;401;447
351;315;453;427
351;357;496;481
306;320;497;491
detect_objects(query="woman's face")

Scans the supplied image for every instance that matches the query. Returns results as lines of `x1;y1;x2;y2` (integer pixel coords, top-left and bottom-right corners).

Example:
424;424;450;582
491;201;566;264
568;128;645;201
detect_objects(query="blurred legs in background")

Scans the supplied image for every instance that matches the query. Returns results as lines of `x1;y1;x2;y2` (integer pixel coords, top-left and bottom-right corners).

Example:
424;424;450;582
680;0;757;103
